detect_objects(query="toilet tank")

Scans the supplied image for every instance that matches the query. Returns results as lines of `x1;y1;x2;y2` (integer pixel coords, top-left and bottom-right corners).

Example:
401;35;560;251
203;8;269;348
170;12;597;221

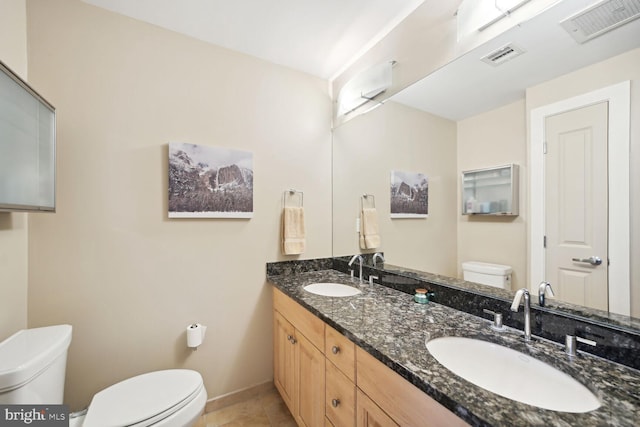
0;324;72;404
462;261;512;289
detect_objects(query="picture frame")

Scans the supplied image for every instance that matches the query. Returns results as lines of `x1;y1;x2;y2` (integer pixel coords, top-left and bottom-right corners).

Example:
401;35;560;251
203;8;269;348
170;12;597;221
390;170;428;218
168;142;253;218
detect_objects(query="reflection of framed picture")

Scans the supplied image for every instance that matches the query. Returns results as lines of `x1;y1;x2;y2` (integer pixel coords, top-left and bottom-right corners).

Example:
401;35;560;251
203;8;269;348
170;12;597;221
390;170;428;218
168;142;253;218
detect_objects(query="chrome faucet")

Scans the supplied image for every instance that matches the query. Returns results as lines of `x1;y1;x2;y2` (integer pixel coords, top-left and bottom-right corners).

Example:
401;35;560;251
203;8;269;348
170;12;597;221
511;288;532;342
348;254;364;283
372;252;385;267
538;281;555;307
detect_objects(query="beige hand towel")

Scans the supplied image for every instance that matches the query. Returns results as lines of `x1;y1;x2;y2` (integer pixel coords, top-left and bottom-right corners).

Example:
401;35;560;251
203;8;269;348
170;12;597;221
283;207;306;255
361;207;380;249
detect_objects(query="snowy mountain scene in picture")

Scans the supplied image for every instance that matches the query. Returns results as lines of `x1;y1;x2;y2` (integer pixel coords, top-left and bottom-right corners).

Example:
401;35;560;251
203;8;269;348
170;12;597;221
168;142;253;218
390;170;428;218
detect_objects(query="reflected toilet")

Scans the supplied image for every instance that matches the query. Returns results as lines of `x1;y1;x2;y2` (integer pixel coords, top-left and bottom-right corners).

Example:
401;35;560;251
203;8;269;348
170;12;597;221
462;261;512;289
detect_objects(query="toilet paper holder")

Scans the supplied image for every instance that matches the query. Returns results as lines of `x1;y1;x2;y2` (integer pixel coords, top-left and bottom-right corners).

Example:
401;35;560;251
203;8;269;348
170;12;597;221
187;323;207;350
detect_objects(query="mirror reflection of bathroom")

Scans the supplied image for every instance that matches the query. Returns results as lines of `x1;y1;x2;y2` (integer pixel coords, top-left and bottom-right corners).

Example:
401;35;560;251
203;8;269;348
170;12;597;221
332;0;640;318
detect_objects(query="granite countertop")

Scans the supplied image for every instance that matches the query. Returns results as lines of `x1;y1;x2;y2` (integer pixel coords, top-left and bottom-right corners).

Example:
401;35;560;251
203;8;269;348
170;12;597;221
268;269;640;427
372;261;640;332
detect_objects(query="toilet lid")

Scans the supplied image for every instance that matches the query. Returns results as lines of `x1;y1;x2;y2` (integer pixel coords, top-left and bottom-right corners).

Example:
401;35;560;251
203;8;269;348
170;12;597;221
83;369;203;427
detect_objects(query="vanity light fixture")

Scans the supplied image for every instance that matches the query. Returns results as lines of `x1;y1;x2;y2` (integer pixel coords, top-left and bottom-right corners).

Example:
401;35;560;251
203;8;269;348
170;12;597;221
336;60;394;117
456;0;531;40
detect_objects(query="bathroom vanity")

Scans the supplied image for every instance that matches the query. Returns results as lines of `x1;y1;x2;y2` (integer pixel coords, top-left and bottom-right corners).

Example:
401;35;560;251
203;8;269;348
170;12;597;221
267;260;640;426
273;286;465;427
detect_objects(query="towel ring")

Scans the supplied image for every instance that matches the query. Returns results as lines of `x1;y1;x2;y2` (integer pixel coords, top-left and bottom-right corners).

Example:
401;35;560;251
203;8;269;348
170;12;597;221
361;194;375;209
283;189;304;208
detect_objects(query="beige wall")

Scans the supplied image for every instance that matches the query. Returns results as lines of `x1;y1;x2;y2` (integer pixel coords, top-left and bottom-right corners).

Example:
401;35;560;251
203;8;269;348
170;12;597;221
26;0;332;410
0;0;28;341
457;100;527;290
526;48;640;317
332;101;458;275
0;0;27;78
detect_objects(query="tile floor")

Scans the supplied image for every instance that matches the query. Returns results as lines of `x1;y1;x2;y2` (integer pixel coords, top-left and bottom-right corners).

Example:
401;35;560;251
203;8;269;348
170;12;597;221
195;388;297;427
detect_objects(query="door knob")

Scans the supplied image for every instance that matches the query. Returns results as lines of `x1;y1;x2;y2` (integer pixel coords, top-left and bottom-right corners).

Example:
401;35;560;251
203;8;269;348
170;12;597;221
331;398;340;407
571;256;602;266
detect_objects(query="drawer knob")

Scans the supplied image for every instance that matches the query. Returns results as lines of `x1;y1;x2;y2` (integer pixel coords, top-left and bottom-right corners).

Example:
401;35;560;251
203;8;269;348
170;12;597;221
331;398;340;408
331;346;340;354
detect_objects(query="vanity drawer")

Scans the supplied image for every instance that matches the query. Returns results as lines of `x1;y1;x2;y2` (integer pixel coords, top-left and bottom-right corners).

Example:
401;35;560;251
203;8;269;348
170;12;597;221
325;325;355;381
326;359;356;427
273;287;325;351
356;347;467;427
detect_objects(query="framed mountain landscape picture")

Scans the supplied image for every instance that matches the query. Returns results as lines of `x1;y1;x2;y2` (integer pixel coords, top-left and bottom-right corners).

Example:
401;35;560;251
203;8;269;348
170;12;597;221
390;170;428;218
168;142;253;218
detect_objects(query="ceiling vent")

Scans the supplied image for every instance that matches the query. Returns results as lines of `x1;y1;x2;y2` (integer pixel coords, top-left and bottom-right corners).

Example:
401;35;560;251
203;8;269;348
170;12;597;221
480;43;525;66
560;0;640;43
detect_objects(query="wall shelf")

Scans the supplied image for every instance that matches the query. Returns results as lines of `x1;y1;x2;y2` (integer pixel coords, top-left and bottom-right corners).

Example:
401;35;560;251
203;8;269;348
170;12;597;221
461;164;519;216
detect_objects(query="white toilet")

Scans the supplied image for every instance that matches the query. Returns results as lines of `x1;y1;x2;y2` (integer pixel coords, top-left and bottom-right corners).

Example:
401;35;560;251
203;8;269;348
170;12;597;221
0;325;207;427
462;261;512;289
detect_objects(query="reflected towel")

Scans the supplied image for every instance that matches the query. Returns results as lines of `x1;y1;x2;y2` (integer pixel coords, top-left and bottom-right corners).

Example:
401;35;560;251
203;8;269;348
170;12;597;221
282;207;306;255
360;208;380;249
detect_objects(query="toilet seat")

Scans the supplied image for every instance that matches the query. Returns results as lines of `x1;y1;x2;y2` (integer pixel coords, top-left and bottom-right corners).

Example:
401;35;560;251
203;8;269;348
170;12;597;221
82;369;205;427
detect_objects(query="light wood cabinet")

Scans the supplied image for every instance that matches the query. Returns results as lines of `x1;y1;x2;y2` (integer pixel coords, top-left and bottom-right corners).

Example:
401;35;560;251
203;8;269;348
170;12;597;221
274;289;326;427
274;287;325;349
326;359;356;427
274;311;297;412
356;389;398;427
297;333;326;426
357;348;467;427
325;324;357;427
325;325;356;382
273;287;468;427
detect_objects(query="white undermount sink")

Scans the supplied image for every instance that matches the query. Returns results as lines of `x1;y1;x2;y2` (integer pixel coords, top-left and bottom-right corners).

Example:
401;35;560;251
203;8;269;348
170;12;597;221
426;336;601;413
303;283;362;297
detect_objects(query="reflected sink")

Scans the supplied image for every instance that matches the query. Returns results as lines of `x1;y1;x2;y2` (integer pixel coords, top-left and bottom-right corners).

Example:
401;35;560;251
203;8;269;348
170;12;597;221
303;283;362;297
426;337;600;413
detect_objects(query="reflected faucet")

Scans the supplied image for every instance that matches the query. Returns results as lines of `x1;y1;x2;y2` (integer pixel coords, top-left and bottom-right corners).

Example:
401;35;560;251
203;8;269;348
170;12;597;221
511;289;532;342
372;252;385;267
538;282;555;307
348;255;364;283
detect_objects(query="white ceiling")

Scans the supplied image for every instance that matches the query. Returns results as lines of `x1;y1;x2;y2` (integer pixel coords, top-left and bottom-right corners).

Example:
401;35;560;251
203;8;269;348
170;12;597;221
80;0;640;120
81;0;425;80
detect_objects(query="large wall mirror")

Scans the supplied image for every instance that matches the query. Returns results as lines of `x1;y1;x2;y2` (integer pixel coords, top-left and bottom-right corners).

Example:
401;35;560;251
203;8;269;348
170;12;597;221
332;0;640;326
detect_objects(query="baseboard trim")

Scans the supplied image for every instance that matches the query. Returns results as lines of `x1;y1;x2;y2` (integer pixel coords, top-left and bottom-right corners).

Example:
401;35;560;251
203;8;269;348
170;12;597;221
204;380;275;413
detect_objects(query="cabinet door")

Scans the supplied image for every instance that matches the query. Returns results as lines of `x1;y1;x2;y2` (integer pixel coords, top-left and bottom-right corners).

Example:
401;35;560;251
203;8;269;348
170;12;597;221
356;390;398;427
296;333;326;427
274;310;296;415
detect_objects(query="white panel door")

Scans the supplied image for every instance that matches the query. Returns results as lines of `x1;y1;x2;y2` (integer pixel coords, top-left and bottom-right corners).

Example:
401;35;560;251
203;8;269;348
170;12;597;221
544;102;608;311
